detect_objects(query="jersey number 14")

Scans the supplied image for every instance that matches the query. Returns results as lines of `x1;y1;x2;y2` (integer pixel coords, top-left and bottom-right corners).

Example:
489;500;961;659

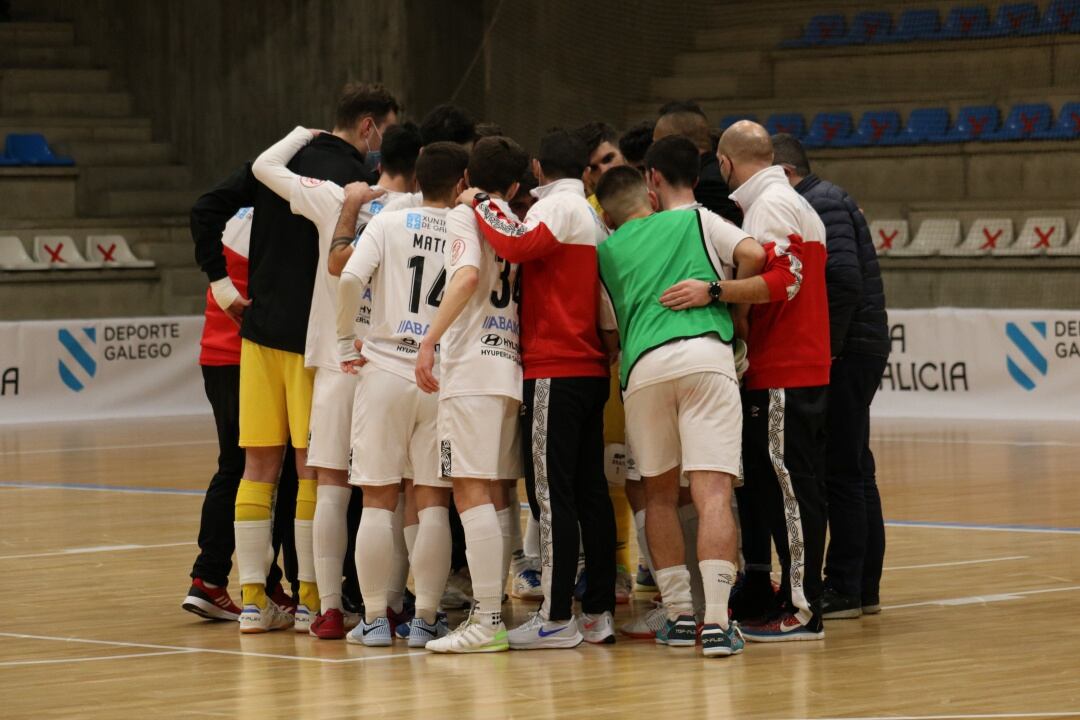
407;255;446;313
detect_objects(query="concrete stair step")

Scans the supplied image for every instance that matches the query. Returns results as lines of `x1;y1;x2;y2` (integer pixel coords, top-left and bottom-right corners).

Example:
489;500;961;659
672;49;770;76
94;189;196;217
162;267;209;298
650;72;772;103
694;24;797;51
0;116;153;142
58;140;173;165
134;240;196;269
0;23;75;48
4;91;133;117
0;68;113;94
0;45;95;68
78;165;192;192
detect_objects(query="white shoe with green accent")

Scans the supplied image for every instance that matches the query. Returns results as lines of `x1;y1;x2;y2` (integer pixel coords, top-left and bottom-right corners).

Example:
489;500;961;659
425;612;508;653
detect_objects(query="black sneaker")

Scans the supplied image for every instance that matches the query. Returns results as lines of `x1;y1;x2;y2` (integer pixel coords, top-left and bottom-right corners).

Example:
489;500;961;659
730;572;780;623
862;592;881;615
821;587;862;620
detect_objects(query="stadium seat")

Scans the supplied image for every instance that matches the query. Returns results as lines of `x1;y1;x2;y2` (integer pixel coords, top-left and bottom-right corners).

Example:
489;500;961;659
0;153;20;166
844;11;894;44
940;218;1014;256
943;105;1000;142
990;103;1053;140
890;218;961;256
869;219;909;255
1037;0;1080;33
85;235;155;268
0;236;49;270
937;5;992;39
33;235;102;269
780;14;847;47
839;110;902;146
986;3;1041;35
881;107;951;145
4;133;75;166
1047;221;1080;255
765;113;806;138
994;216;1067;255
1032;102;1080;139
719;114;758;130
884;8;941;42
802;112;854;148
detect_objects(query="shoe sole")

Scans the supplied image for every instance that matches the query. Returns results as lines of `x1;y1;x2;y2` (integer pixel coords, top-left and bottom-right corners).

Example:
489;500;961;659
862;604;882;615
741;631;825;643
182;596;238;622
345;635;392;647
656;638;696;647
702;646;743;657
429;643;510;654
583;634;616;645
509;636;583;650
823;608;862;620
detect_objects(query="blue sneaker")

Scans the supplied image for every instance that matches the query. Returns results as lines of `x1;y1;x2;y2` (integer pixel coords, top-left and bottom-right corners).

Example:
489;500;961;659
655;613;697;647
346;616;392;647
701;622;744;657
407;613;449;648
635;564;657;593
511;568;543;600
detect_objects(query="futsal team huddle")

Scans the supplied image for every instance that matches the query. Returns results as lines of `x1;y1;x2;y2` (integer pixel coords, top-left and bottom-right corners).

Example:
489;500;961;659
185;80;889;659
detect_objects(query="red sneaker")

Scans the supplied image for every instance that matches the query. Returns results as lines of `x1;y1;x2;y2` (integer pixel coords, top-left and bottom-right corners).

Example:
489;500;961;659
310;608;346;640
182;578;241;621
269;584;297;615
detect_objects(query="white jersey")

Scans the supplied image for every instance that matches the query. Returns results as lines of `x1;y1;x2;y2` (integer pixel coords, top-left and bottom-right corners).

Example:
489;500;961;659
382;191;422;212
441;201;523;401
341;206;449;382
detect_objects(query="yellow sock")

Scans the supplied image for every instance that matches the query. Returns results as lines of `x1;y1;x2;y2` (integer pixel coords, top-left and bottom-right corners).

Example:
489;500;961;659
296;478;320;612
236;479;274;609
610;483;632;571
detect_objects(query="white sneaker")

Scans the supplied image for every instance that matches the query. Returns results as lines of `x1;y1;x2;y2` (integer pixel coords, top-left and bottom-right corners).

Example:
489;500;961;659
508;612;583;650
425;612;508;653
293;604;315;634
578;611;616;644
620;605;667;639
511;568;543;600
239;600;294;634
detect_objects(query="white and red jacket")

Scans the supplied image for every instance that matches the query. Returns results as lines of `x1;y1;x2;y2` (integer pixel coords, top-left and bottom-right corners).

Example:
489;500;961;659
472;178;609;380
199;208;251;366
732;166;831;390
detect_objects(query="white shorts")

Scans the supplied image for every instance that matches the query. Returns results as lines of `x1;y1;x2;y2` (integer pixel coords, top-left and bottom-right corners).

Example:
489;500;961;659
349;365;445;488
307;367;356;471
438;395;522;480
624;372;742;479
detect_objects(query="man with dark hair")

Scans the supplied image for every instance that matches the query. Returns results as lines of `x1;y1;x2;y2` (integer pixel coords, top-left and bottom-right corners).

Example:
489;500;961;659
420;103;478;148
463;128;617;649
508;168;538;221
654;100;742;226
771;132;889;620
336;142;470;647
574;121;626;197
192;81;399;634
619;120;655;173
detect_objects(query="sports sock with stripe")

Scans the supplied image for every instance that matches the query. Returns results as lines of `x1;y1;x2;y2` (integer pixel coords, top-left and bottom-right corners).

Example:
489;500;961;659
386;494;408;615
412;506;451;624
295;478;319;613
356;507;394;623
313;484;350;612
235;479;274;609
461;503;504;623
654;564;693;621
699;559;737;628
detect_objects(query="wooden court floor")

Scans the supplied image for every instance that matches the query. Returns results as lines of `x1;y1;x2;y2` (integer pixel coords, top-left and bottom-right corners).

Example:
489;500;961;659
2;415;1079;720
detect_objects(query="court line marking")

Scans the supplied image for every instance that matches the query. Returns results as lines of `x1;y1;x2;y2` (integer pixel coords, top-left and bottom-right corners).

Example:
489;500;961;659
0;481;205;496
883;584;1080;611
0;439;216;456
875;437;1080;449
883;555;1028;571
794;713;1080;720
0;631;427;665
0;541;193;561
0;649;195;667
885;519;1080;535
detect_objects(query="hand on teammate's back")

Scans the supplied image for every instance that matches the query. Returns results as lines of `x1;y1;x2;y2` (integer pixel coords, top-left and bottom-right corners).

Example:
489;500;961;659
343;181;386;207
224;296;251;326
457;187;482;207
659;279;711;311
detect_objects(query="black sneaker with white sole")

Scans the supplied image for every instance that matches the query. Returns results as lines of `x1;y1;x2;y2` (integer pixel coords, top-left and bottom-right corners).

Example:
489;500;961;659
821;587;862;620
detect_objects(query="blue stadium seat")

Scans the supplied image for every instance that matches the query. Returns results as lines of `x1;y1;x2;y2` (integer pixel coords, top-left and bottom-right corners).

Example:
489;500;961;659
0;153;20;166
880;108;951;145
937;6;992;39
719;114;758;130
884;9;941;42
990;103;1053;140
943;106;1001;141
802;113;854;148
764;113;806;139
1032;102;1080;139
986;3;1040;36
1037;0;1080;33
844;11;894;44
780;14;848;47
838;111;902;146
4;133;75;166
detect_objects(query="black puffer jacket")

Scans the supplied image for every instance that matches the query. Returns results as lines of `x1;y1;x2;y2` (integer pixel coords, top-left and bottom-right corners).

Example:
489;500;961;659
795;174;889;358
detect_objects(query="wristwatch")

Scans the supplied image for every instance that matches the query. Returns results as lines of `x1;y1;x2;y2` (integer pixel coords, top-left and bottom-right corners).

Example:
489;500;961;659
708;281;723;303
473;192;490;206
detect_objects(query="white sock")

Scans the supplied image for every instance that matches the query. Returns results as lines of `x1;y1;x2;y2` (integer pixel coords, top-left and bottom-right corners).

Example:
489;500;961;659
460;503;503;619
496;507;514;593
313;485;351;612
633;509;654;573
654;564;693;621
412;506;451;623
700;559;737;628
294;518;315;587
524;511;540;560
355;507;394;623
404;523;419;559
235;519;272;588
679;504;705;618
387;494;408;614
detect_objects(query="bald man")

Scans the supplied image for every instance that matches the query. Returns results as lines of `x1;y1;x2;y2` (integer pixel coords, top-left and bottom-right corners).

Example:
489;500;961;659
654;101;742;225
659;120;830;642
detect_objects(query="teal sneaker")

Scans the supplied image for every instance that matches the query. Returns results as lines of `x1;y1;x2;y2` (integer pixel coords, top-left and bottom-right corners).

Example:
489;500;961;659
701;622;745;657
655;613;696;647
